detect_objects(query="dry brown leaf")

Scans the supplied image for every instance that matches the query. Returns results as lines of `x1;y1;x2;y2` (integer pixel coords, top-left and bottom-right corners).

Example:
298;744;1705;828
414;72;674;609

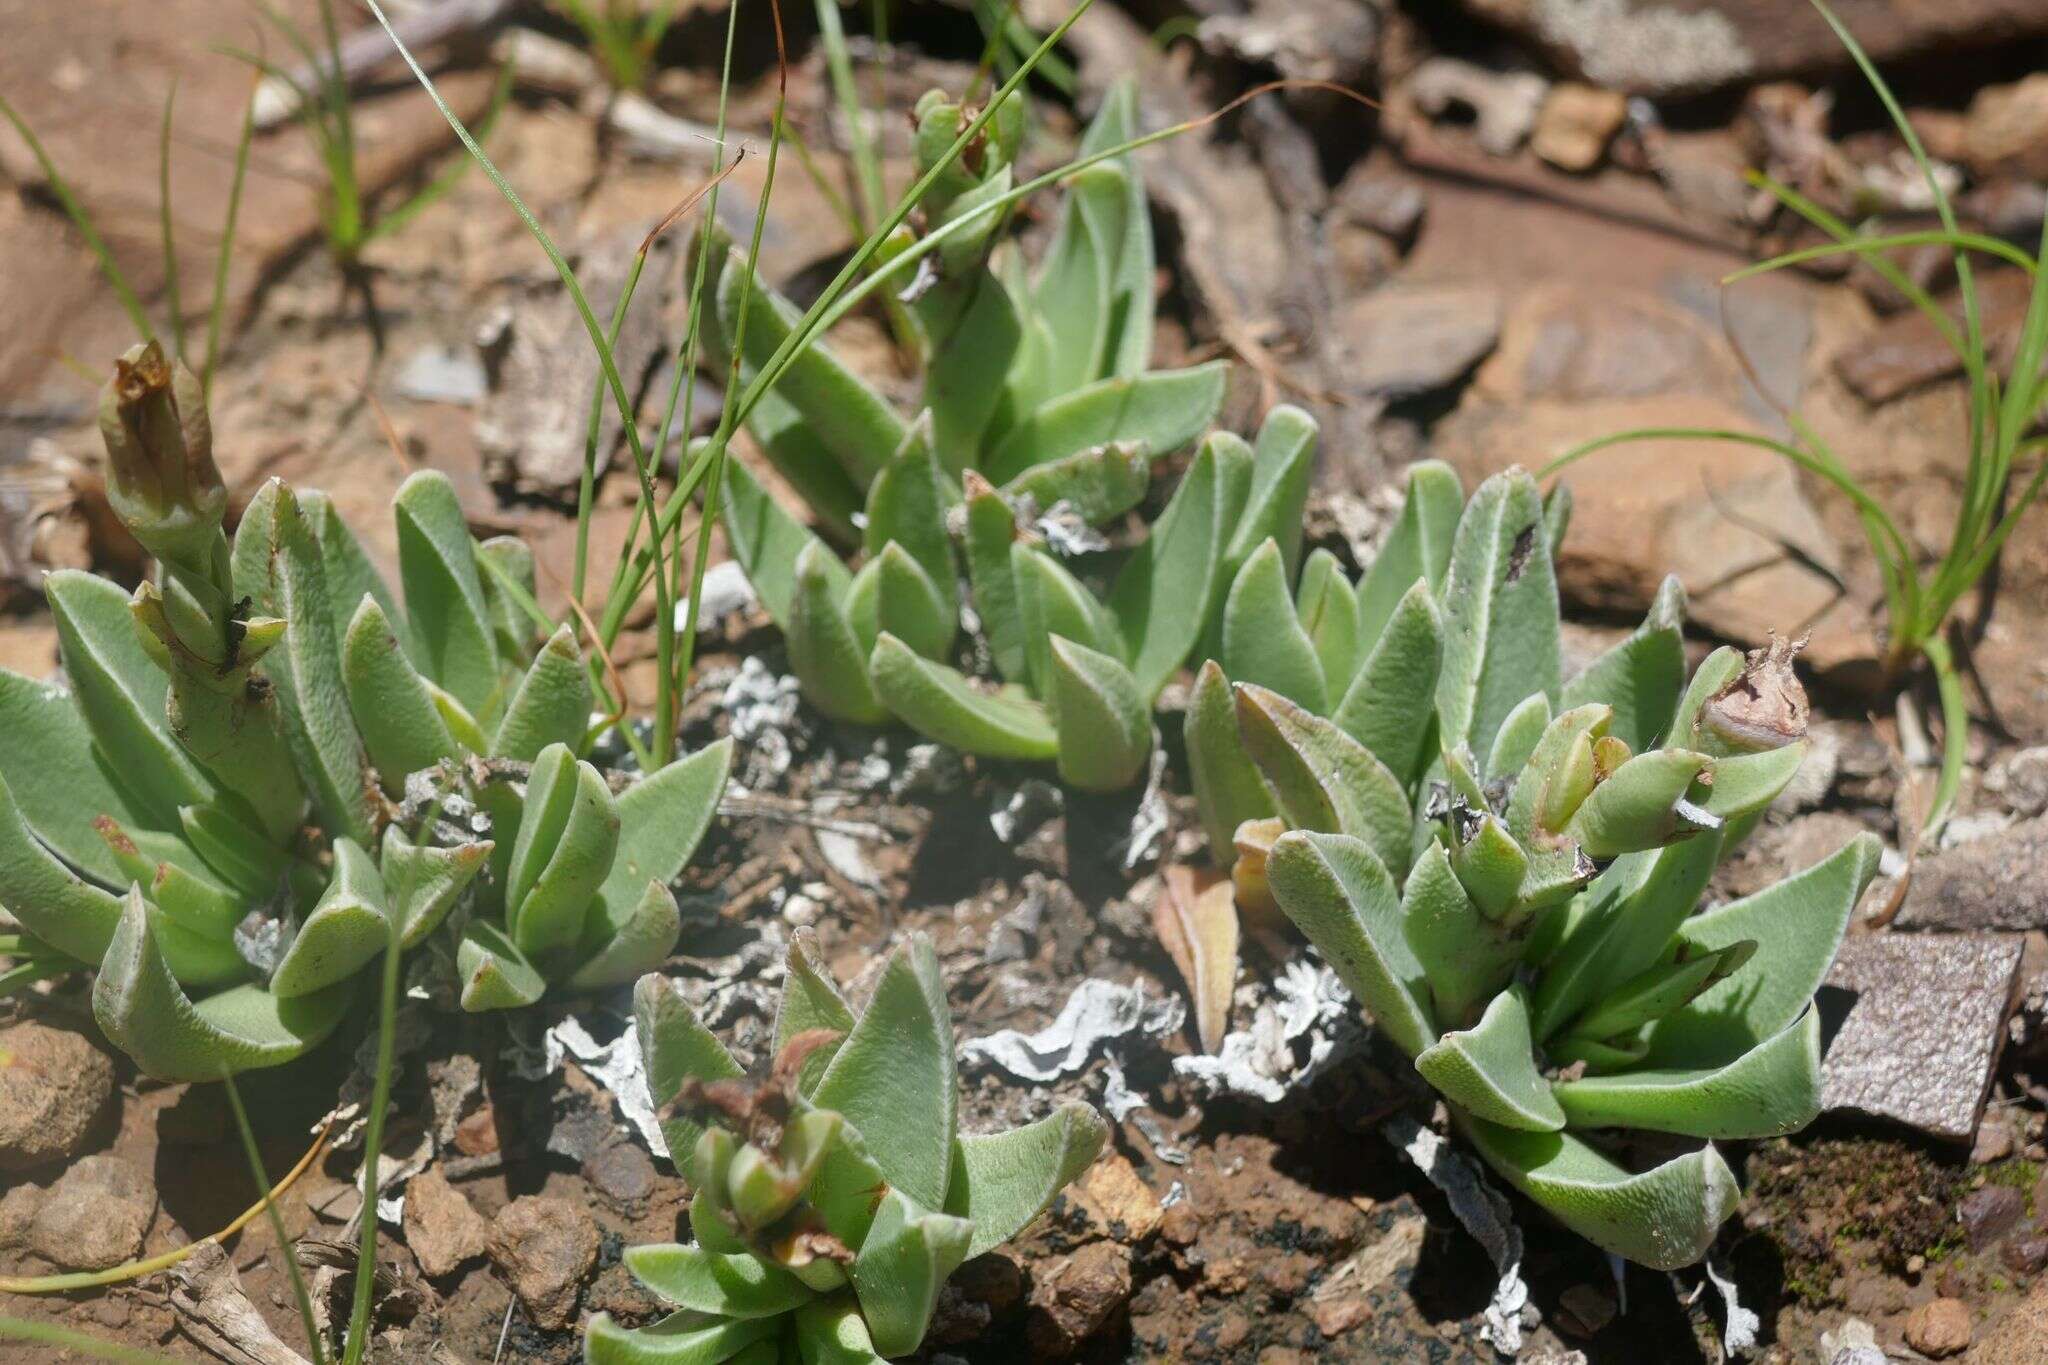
1156;864;1242;1055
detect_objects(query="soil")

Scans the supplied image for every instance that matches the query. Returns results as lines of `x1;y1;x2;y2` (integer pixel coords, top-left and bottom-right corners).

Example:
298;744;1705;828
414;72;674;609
6;2;2048;1363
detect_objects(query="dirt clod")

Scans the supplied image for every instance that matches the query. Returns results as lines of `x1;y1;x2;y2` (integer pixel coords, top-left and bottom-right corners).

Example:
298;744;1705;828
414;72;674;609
488;1194;600;1331
1904;1295;1973;1357
30;1153;155;1271
1026;1239;1134;1359
403;1166;489;1279
0;1020;116;1171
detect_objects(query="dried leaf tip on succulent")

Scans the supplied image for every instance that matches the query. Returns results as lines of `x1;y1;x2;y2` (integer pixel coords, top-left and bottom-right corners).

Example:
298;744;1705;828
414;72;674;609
589;933;1106;1363
0;342;730;1080
1186;461;1880;1269
714;79;1345;792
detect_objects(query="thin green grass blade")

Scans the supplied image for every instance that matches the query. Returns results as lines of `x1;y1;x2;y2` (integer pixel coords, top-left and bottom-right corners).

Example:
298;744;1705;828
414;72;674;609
202;79;258;394
221;1074;328;1365
0;93;153;341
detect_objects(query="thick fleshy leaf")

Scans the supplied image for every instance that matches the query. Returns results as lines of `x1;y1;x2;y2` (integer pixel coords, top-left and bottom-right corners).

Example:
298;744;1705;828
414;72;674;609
1296;550;1361;692
271;837;390;998
1416;985;1566;1132
1266;831;1436;1058
343;595;459;788
870;635;1058;761
45;570;212;823
811;935;957;1210
985;363;1228;485
578;740;733;964
716;245;906;487
0;667;155;886
775;931;857;1095
94;889;350;1081
1564;750;1716;858
863;419;959;596
380;825;490;948
1031;162;1119;397
1331;580;1443;785
456;918;547;1010
302;489;401;652
1155;865;1239;1054
1449;812;1534;922
1109;433;1243;700
476;535;541;669
1460;1116;1739;1271
1221;540;1327;713
792;1296;888;1365
1226;404;1319;583
852;1189;973;1357
634;973;743;1178
1184;661;1275;863
1561;575;1686;751
1000;441;1149;526
1013;546;1123;696
492;626;595;761
788;542;886;725
1401;842;1524;1029
1647;832;1881;1067
1048;636;1152;792
0;770;126;964
1435;469;1561;764
1081;78;1155;380
920;265;1024;465
1484;692;1553;785
1234;685;1411;878
846;543;955;662
181;802;297;901
946;1101;1109;1259
961;473;1029;684
1354;460;1461;653
723;455;850;629
393;470;499;720
566;879;683;991
622;1245;815;1319
583;1310;781;1365
508;746;620;963
1553;1008;1823;1140
231;480;376;845
1700;743;1807;822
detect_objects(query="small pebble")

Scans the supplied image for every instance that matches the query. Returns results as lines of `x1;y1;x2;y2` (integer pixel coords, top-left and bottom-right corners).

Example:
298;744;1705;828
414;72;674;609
1904;1296;1973;1358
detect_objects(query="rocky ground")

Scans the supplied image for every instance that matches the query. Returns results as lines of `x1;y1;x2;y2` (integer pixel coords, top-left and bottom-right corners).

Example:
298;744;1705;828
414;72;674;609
8;1;2048;1362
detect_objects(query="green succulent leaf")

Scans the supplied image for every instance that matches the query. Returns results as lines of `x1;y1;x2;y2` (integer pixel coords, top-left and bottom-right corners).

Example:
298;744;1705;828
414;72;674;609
1354;460;1461;655
946;1101;1109;1259
456;917;547;1011
1435;469;1561;765
846;542;956;662
1484;692;1554;786
0;667;155;887
634;973;743;1180
1226;405;1319;584
1221;540;1328;713
1448;812;1534;922
621;1245;815;1319
1553;1008;1824;1140
1416;985;1567;1132
961;473;1030;684
920;264;1024;466
1013;545;1124;694
393;470;500;722
574;738;732;970
1331;580;1444;785
852;1189;974;1357
1048;635;1153;792
869;634;1059;761
1000;440;1150;526
864;419;960;597
493;626;596;762
476;535;542;668
811;935;957;1211
45;569;213;824
1296;549;1361;692
1561;575;1686;751
1459;1115;1739;1272
775;932;857;1096
271;836;390;997
0;771;125;964
94;888;350;1081
380;825;490;949
583;1310;781;1365
1564;750;1716;858
723;454;852;630
1081;79;1155;380
1234;685;1412;878
565;878;684;994
1266;830;1437;1058
1184;661;1276;863
302;489;402;648
1401;841;1525;1029
792;1296;888;1365
788;542;887;725
507;745;621;964
1031;162;1121;399
181;801;297;901
343;595;459;788
985;363;1227;486
1109;431;1243;700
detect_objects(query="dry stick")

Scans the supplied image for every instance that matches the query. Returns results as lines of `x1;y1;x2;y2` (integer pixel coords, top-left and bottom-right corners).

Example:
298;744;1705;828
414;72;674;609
0;1118;332;1295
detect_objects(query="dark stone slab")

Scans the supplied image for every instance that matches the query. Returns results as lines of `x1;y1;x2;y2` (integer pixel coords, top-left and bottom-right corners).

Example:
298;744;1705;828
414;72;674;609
1895;817;2048;932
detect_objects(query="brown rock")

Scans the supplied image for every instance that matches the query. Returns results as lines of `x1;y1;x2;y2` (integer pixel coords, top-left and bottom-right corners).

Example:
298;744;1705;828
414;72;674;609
403;1166;489;1279
1965;75;2048;180
0;1020;116;1171
1533;84;1629;172
1159;1200;1199;1247
1962;1185;2027;1253
488;1195;600;1331
1333;283;1502;399
29;1154;155;1271
0;1182;43;1249
2002;1227;2048;1278
1557;1281;1617;1337
582;1140;657;1207
1026;1240;1134;1358
1075;1155;1162;1243
1897;817;2048;932
1905;1296;1972;1358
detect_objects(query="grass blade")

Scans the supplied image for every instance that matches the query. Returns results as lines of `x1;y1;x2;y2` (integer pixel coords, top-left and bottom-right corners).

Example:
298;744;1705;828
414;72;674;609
0;93;153;342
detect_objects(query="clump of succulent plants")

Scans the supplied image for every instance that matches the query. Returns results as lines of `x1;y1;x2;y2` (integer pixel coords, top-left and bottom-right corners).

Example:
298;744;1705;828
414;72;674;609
0;343;729;1079
586;934;1107;1362
1186;462;1880;1269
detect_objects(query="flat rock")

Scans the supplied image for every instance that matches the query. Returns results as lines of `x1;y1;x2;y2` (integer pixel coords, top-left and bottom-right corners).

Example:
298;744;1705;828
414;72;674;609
488;1194;600;1331
403;1166;489;1279
0;1182;43;1249
1454;0;2048;98
1895;816;2048;931
0;1020;116;1171
1820;933;2023;1142
1905;1296;1973;1358
30;1154;156;1271
1333;283;1503;399
1966;74;2048;180
1532;83;1629;172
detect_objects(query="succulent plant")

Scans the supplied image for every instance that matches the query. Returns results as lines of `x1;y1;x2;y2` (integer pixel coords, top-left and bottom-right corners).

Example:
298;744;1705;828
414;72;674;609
587;934;1107;1362
1186;462;1880;1269
0;343;730;1080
